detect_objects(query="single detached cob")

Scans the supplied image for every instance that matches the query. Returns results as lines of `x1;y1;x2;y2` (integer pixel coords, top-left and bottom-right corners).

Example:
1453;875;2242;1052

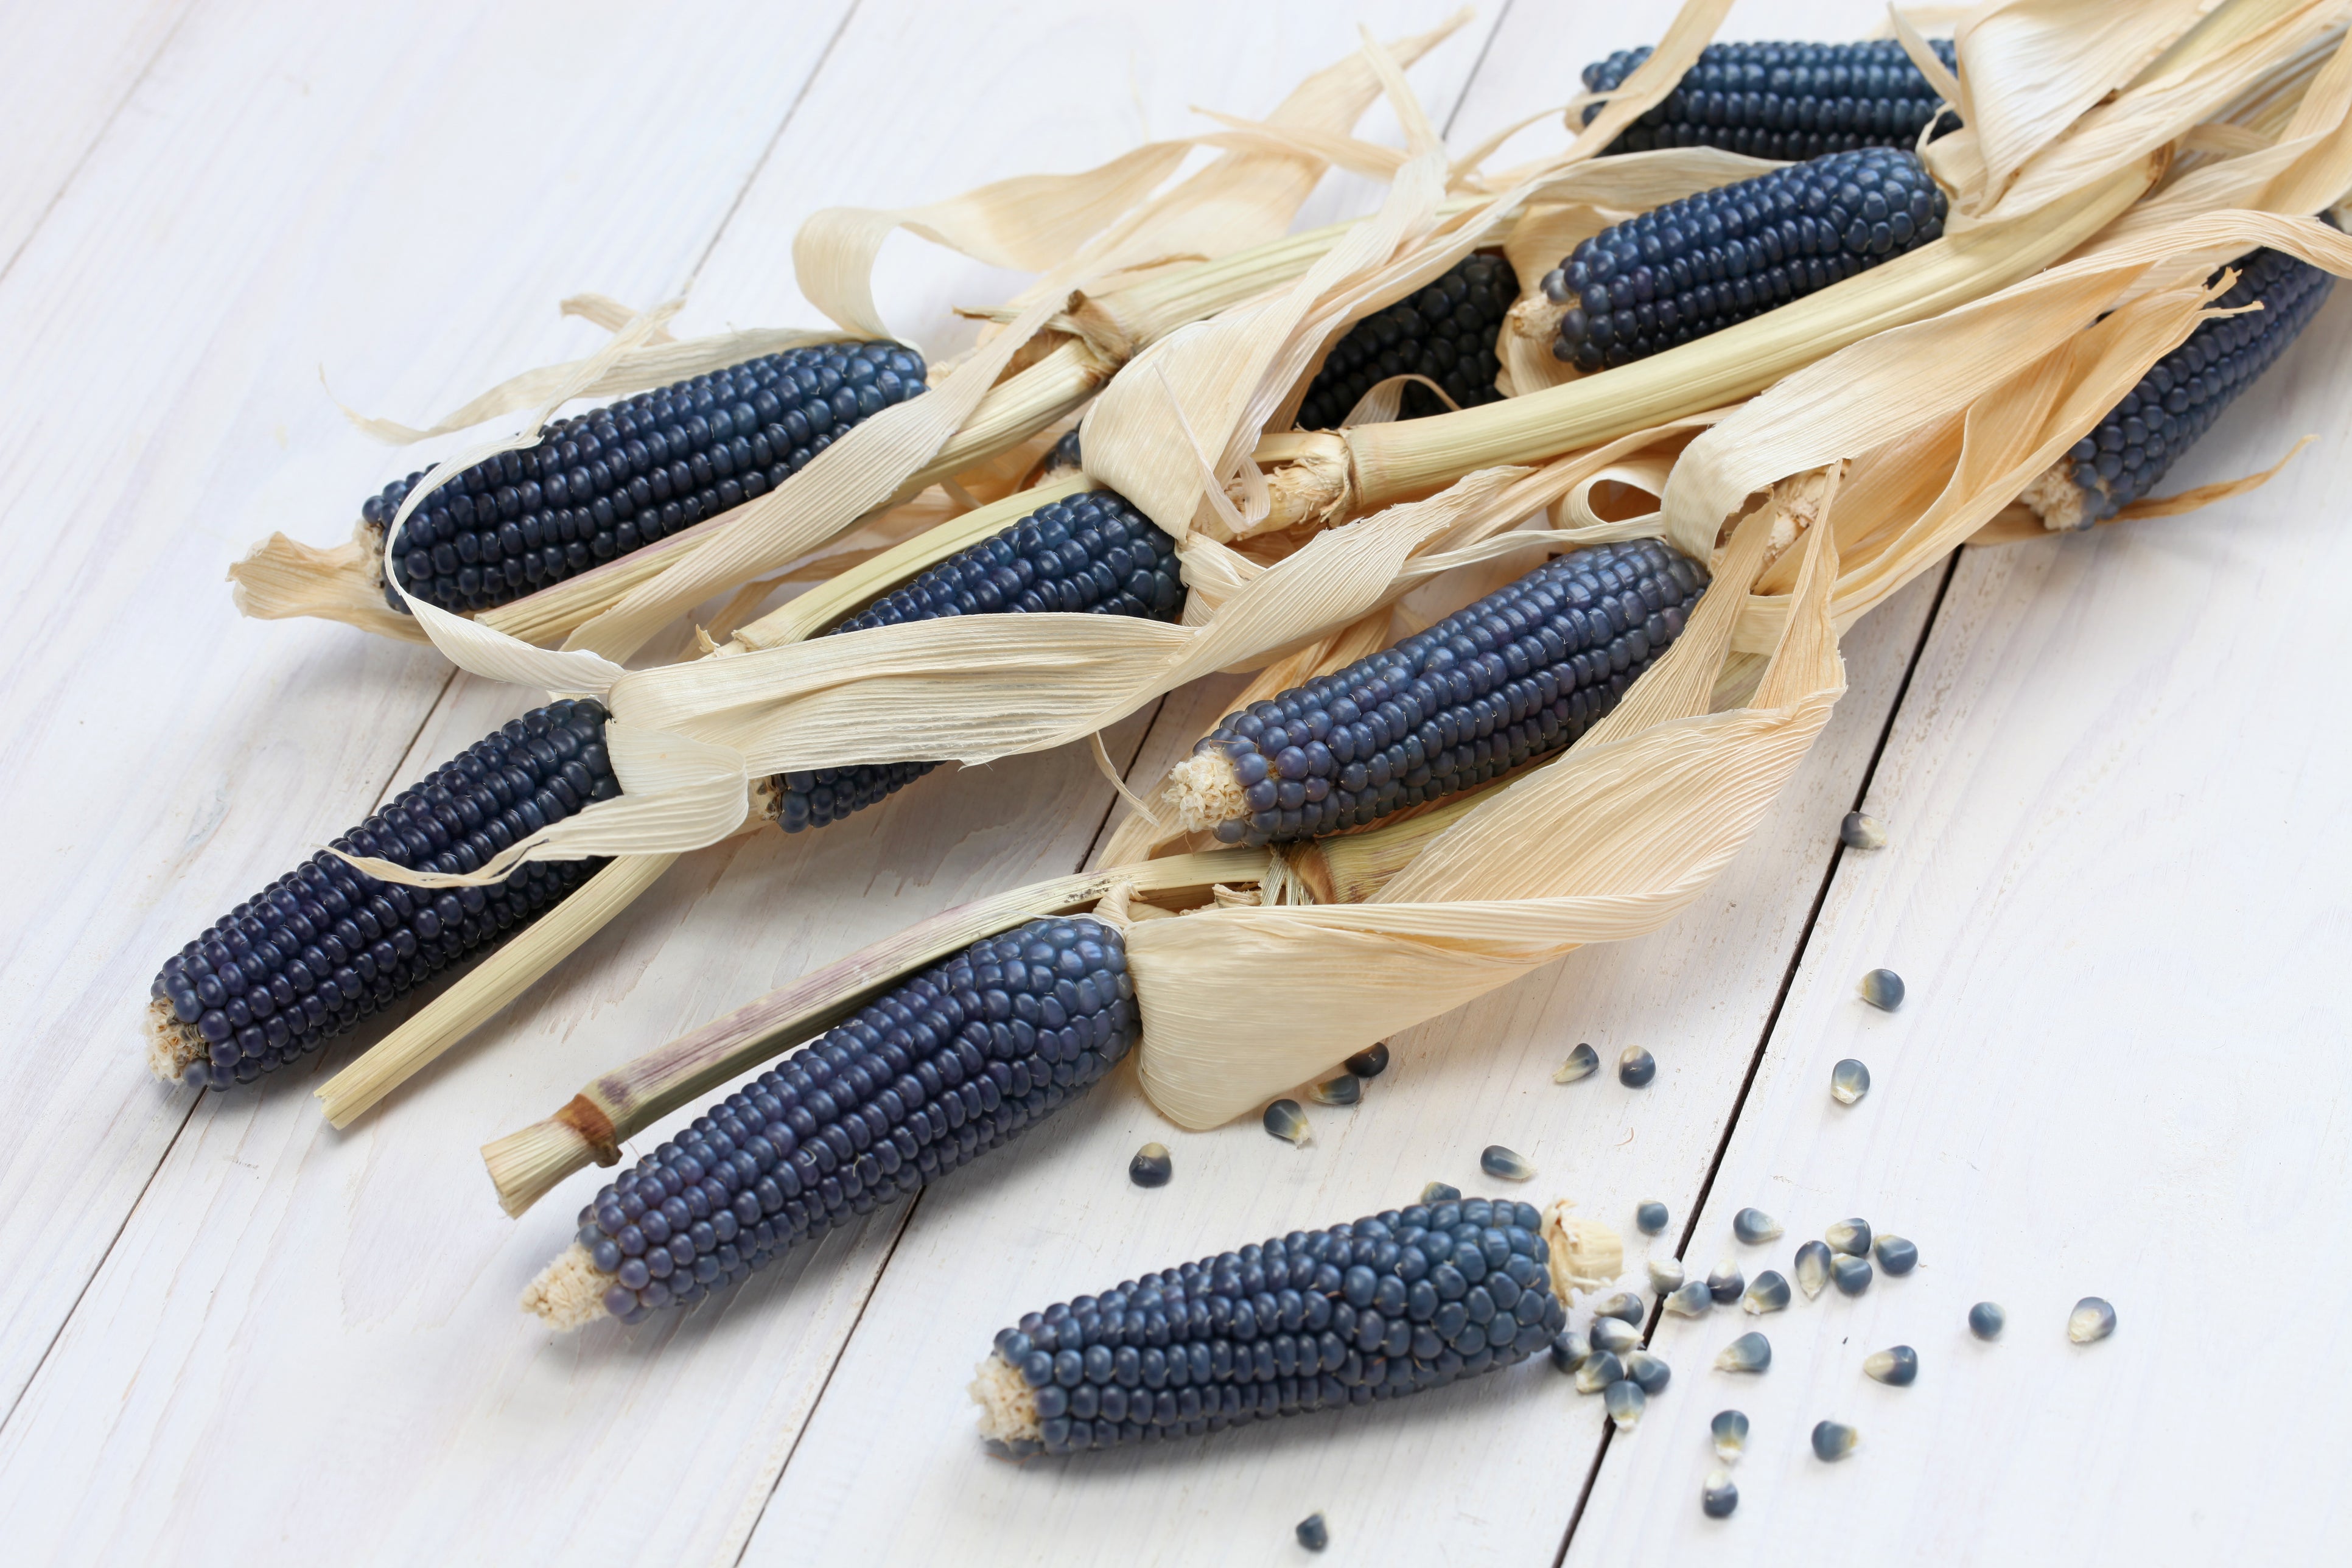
366;341;926;615
147;701;619;1087
523;915;1135;1326
1167;539;1707;846
1293;251;1517;427
1581;39;1960;159
2028;243;2337;528
969;1195;1564;1455
779;489;1183;830
1545;147;1947;371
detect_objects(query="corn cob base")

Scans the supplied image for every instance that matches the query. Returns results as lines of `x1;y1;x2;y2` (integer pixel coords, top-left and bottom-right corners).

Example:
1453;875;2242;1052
525;915;1136;1328
1168;539;1706;845
970;1196;1565;1456
2025;244;2336;530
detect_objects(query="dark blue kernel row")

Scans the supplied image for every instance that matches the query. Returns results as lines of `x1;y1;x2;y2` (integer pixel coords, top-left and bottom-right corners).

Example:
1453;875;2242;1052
573;917;1136;1321
1294;252;1518;429
366;341;926;615
984;1197;1564;1457
773;489;1186;833
151;701;621;1088
1581;38;1961;159
1545;147;1946;372
1192;538;1707;846
2058;243;2336;526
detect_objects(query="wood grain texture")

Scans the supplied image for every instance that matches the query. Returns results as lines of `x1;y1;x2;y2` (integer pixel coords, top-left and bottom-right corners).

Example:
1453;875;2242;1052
735;570;1940;1568
1565;275;2352;1565
0;0;854;1423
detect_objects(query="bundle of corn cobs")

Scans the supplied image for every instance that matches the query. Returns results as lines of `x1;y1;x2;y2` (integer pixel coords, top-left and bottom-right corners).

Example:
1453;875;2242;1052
158;0;2352;1444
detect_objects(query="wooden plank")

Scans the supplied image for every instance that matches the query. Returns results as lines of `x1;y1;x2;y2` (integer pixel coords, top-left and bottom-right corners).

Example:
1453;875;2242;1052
0;0;855;1418
1566;292;2352;1556
0;0;194;271
736;573;1941;1566
0;2;1511;1560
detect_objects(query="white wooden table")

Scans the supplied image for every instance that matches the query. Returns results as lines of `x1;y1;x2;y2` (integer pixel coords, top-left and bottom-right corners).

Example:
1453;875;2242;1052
2;2;2343;1563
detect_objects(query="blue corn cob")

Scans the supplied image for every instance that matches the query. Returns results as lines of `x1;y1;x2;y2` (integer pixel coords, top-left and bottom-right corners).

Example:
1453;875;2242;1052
366;341;926;615
1295;252;1519;429
2048;244;2336;527
1544;147;1947;372
1041;427;1085;474
147;700;620;1088
774;489;1186;831
564;916;1135;1323
1179;538;1706;847
1581;39;1961;159
973;1196;1565;1456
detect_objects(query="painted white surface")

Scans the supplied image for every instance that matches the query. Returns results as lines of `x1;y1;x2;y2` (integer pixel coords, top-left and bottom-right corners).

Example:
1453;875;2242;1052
4;0;2337;1563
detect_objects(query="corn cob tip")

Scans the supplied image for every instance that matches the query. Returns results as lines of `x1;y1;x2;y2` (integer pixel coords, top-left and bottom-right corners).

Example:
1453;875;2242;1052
145;995;209;1087
1163;752;1252;835
970;1351;1044;1448
522;1241;613;1332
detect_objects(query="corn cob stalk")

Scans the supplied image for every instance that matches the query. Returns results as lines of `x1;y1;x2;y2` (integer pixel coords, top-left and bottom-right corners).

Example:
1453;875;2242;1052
1167;539;1709;845
525;914;1138;1327
1579;39;1962;160
970;1196;1566;1456
2021;242;2337;529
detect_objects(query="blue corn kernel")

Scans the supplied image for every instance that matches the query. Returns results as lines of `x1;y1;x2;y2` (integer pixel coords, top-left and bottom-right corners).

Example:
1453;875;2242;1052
1636;1199;1670;1234
1714;1332;1771;1373
1295;253;1517;429
1968;1301;2006;1341
1575;1349;1626;1394
1263;1099;1312;1146
1345;1040;1391;1078
150;698;621;1088
1421;1181;1463;1204
1185;539;1709;846
1707;1260;1745;1304
1591;1290;1645;1326
1646;1257;1685;1294
1042;427;1083;474
773;488;1187;835
1591;1316;1641;1357
2068;1297;2117;1344
1811;1420;1860;1461
1839;811;1888;850
973;1195;1566;1454
1711;1408;1749;1462
1874;1235;1917;1276
1580;38;1962;160
1605;1378;1647;1431
1732;1207;1782;1245
1825;1217;1871;1257
1741;1271;1790;1315
1295;1513;1330;1553
1830;1058;1871;1105
1129;1143;1173;1189
1555;1043;1602;1083
1863;1345;1918;1386
1831;1255;1873;1297
1859;968;1905;1010
567;916;1137;1322
1794;1241;1834;1300
1624;1349;1671;1394
1550;1329;1592;1373
1618;1046;1657;1088
1310;1074;1362;1107
372;341;927;615
1480;1144;1536;1182
1701;1467;1740;1518
1665;1280;1713;1317
1552;149;1947;371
